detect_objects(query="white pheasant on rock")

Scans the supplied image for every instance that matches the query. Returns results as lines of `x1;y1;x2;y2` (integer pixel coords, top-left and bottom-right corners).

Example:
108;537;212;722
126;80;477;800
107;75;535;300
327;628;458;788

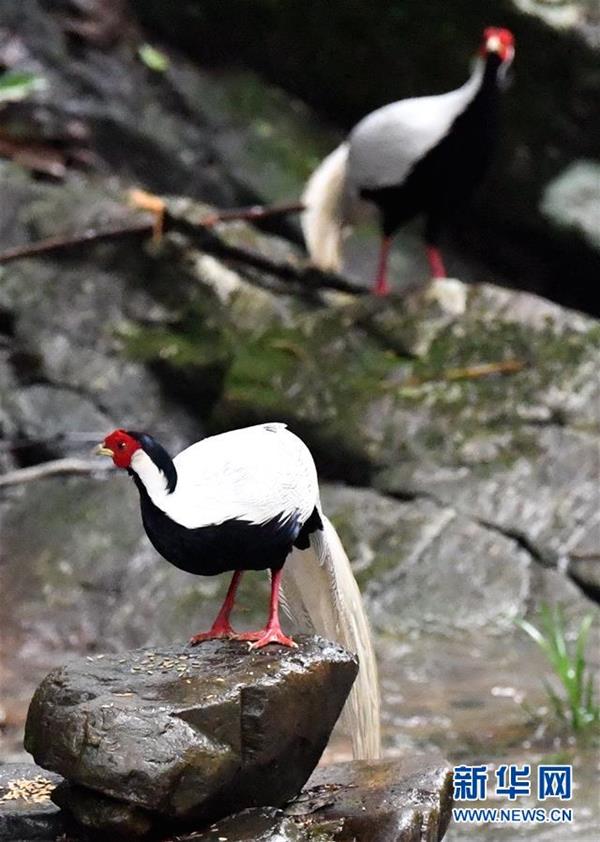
96;422;381;760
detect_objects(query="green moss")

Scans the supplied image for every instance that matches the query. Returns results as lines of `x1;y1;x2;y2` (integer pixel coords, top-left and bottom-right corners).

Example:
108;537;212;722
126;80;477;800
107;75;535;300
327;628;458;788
120;296;233;410
125;324;227;370
368;315;600;470
217;310;398;455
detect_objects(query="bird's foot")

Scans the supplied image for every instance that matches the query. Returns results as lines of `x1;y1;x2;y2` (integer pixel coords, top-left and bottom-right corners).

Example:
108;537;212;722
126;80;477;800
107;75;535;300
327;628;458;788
425;277;468;315
373;282;391;297
237;626;298;649
188;622;239;645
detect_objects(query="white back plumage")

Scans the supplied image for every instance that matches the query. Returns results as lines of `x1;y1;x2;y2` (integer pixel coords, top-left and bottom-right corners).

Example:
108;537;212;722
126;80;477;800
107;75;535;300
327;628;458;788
133;422;381;758
282;513;381;759
347;60;484;192
134;423;317;530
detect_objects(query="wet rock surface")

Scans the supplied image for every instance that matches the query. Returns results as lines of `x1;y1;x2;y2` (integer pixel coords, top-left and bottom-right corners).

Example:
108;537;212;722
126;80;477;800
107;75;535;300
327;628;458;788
182;754;452;842
0;763;64;841
24;637;357;829
0;756;453;842
295;754;453;842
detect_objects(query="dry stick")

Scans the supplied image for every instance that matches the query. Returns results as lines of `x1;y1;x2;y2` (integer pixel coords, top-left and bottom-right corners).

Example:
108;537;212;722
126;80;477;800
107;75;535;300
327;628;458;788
0;200;365;295
0;458;114;488
200;201;305;226
171;213;366;296
405;359;526;386
0;203;306;265
0;222;153;264
0;204;365;300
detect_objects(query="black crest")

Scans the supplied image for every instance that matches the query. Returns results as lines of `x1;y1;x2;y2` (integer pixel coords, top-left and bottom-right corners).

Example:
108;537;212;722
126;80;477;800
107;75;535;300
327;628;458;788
127;430;178;493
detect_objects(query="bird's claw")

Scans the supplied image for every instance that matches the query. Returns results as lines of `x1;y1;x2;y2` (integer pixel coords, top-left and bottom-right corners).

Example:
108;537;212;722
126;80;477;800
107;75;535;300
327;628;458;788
188;624;239;645
237;628;298;649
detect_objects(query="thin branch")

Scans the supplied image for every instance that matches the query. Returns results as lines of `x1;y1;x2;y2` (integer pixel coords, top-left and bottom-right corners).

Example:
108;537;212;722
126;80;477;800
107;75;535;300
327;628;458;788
0;432;109;452
0;202;305;264
0;222;152;264
0;198;363;295
0;458;113;488
405;359;526;386
200;201;305;226
172;214;366;296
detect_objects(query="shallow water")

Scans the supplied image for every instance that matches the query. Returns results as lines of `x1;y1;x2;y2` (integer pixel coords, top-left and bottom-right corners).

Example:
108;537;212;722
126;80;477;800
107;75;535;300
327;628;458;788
378;632;599;842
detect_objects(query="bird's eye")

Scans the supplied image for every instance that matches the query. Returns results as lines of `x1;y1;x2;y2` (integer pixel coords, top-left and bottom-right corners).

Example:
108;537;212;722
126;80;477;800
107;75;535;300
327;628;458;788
118;441;127;450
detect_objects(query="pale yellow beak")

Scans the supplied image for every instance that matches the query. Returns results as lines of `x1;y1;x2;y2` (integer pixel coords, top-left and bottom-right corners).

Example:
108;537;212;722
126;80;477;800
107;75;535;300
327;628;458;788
95;444;114;457
486;35;501;52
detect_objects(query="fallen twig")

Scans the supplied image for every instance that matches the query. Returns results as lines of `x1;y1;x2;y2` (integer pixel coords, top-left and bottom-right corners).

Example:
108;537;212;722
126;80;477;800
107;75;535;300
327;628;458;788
405;359;526;386
0;431;108;452
200;201;305;226
0;201;304;265
0;222;153;264
168;211;365;295
0;458;113;488
0;197;364;295
0;136;67;178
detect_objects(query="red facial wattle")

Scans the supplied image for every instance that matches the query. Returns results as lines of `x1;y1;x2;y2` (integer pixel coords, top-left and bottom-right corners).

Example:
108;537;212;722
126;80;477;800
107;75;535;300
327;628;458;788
481;27;515;63
99;429;141;468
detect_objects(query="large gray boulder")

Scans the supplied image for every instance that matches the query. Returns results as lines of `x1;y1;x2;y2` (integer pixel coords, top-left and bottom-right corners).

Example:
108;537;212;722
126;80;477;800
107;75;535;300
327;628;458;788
24;637;357;828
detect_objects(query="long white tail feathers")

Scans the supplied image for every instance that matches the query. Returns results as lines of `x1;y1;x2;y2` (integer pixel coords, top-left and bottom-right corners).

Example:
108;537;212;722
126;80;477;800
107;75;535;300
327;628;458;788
301;143;349;273
282;514;381;760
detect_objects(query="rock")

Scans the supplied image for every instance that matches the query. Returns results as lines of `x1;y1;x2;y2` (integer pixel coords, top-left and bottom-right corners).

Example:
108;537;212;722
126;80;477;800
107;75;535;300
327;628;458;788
294;754;452;842
566;555;600;605
52;781;154;838
540;160;600;251
185;809;314;841
0;763;64;841
0;1;241;207
25;637;357;830
8;384;113;459
182;754;453;842
320;485;532;633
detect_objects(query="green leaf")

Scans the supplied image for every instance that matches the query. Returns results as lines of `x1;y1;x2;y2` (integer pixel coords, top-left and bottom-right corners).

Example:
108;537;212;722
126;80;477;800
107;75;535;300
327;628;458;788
575;614;593;687
0;71;45;103
542;678;567;724
138;44;169;73
515;617;547;649
518;604;599;738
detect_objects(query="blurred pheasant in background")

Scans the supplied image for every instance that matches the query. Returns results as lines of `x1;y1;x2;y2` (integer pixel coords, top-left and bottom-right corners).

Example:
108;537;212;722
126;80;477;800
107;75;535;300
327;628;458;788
97;423;380;759
302;27;515;313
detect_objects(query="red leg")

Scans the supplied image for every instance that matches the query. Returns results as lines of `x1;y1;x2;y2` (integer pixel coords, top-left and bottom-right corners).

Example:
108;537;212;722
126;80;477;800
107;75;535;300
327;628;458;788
237;568;297;649
425;244;447;279
372;235;392;296
189;570;243;645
